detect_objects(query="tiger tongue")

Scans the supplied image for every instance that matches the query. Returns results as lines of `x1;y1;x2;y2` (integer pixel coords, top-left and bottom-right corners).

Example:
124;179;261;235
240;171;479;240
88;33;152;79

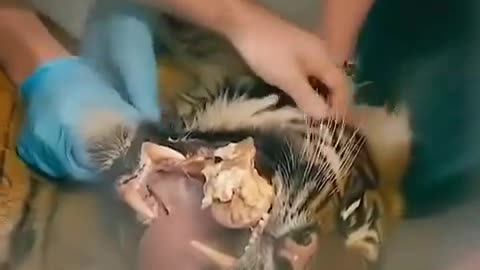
138;169;249;270
136;138;272;269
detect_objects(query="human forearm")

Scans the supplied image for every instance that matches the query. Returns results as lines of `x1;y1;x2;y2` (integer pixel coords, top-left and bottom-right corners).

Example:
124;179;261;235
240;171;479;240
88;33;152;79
318;0;375;65
140;0;274;42
0;6;69;86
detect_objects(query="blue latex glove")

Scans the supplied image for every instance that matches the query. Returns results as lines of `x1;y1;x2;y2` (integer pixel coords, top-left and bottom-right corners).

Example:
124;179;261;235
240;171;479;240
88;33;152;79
17;3;161;181
17;58;143;181
81;1;161;122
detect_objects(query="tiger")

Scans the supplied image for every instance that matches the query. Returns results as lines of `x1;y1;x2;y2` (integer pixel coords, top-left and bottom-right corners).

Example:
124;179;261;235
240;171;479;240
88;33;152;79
149;13;410;268
0;57;412;270
139;76;411;270
0;6;411;270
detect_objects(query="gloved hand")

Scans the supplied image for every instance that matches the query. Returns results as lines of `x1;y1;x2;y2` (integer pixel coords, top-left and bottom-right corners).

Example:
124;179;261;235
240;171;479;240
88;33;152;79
80;1;161;121
17;58;143;181
17;2;161;181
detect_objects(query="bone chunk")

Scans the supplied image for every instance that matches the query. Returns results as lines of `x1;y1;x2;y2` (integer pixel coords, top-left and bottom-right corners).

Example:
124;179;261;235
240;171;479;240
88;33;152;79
200;137;274;228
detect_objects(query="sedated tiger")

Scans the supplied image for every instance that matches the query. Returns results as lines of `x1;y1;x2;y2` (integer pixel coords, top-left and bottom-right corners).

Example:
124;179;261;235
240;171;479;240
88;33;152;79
0;7;412;270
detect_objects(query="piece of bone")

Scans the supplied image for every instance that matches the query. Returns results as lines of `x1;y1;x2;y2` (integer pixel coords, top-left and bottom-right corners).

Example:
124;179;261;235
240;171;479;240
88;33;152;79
200;137;274;229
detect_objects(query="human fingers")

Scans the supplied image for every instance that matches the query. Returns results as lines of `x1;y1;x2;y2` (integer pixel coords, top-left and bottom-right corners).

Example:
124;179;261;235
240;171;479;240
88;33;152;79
106;6;162;122
16;122;95;181
301;41;353;117
16;130;64;179
307;71;353;121
278;71;330;119
81;2;161;122
17;56;145;181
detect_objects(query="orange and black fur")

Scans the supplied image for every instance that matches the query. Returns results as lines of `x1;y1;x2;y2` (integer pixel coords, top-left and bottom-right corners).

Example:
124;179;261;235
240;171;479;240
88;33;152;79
152;16;411;267
155;78;411;269
0;7;412;270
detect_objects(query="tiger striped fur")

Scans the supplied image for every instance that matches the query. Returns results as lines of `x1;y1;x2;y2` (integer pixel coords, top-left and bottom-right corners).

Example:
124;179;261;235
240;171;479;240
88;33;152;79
0;59;411;270
159;77;411;269
152;12;411;268
0;4;411;268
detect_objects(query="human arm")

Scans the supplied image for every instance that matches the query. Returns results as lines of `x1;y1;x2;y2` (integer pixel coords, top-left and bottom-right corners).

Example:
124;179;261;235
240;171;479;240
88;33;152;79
0;3;159;180
0;5;69;85
319;0;376;65
137;0;352;117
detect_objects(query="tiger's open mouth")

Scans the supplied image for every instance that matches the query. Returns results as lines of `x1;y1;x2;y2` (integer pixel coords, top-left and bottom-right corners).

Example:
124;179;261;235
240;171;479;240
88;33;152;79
122;138;275;269
137;167;247;270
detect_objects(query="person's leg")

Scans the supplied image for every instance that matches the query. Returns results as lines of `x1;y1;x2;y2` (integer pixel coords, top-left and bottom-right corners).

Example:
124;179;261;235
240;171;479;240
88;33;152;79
356;0;480;269
356;0;476;217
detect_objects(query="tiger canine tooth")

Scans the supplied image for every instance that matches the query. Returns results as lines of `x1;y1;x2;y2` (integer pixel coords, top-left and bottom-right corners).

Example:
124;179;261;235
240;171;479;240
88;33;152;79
190;240;238;269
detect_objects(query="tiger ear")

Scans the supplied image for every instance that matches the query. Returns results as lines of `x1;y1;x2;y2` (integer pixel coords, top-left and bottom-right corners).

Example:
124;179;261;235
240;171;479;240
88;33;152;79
141;142;186;163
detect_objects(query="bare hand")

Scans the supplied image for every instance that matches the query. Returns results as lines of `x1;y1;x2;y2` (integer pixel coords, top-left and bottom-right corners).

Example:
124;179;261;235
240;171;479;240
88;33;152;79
225;3;352;118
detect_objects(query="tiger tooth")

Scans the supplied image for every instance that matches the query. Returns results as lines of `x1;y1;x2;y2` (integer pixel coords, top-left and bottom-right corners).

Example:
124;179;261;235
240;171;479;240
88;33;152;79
241;212;271;253
190;240;237;269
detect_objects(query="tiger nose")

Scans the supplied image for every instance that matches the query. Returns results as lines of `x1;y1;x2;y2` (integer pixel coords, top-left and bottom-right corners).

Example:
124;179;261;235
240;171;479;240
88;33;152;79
276;231;319;270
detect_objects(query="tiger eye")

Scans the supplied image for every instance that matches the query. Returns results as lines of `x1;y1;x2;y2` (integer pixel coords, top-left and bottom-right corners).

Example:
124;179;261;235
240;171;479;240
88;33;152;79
292;229;315;246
